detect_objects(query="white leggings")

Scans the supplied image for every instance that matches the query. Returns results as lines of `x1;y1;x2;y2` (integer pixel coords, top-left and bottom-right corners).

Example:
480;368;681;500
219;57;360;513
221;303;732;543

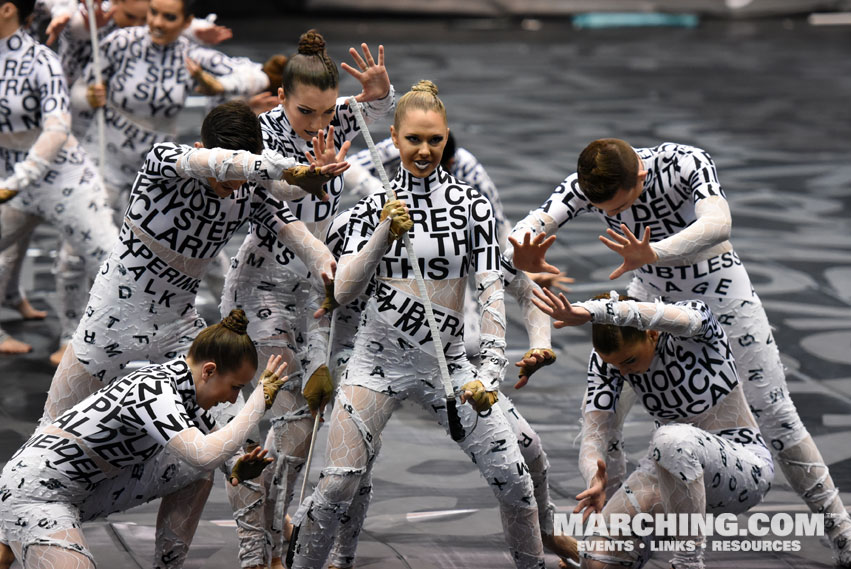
289;308;545;569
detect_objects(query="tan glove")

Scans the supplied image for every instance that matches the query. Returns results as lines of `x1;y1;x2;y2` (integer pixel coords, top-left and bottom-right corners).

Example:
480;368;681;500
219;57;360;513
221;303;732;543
283;165;333;201
303;364;334;415
229;444;271;484
186;58;224;96
518;348;556;380
260;367;287;410
320;279;338;314
0;189;19;204
379;199;413;241
460;380;498;413
85;83;106;108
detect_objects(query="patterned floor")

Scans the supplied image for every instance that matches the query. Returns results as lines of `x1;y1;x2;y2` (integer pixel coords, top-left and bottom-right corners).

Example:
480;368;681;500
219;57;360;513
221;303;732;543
1;13;850;569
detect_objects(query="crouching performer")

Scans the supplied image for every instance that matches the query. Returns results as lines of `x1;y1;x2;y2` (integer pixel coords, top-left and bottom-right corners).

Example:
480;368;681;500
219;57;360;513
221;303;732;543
534;290;773;569
0;310;288;569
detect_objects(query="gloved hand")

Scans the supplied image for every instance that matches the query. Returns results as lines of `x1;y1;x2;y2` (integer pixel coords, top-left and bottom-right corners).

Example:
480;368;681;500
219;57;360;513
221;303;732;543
186;57;224;95
303;364;334;417
514;348;557;389
85;83;106;108
460;380;498;412
283;165;334;201
0;189;19;204
229;444;273;486
319;278;338;314
380;199;413;242
260;355;288;410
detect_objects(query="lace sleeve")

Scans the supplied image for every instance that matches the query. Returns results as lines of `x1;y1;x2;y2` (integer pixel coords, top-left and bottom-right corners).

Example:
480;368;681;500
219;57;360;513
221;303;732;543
360;84;396;122
303;289;331;380
504;267;551;349
579;409;614;486
650;196;732;264
276;221;336;291
334;197;392;305
475;270;507;390
335;223;392;305
574;297;704;338
165;383;265;471
176;147;296;182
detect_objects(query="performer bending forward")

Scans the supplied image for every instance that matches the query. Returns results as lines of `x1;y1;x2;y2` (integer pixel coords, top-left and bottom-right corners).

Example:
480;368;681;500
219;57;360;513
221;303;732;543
288;80;546;568
535;290;773;569
0;310;288;569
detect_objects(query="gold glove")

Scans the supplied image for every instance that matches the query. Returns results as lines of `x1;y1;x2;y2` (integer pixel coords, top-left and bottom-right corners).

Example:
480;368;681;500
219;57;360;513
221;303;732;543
320;279;338;313
303;364;334;414
85;84;106;108
229;444;270;484
260;368;286;410
461;380;498;413
0;189;19;204
283;165;333;201
517;348;557;379
379;199;413;241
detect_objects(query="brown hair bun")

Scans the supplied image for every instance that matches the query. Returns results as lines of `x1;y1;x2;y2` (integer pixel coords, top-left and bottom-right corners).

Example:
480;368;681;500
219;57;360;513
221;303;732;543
221;308;249;335
298;29;326;56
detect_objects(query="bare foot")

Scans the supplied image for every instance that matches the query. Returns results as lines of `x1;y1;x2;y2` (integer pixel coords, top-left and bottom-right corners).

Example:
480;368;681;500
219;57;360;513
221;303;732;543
284;513;293;542
542;533;579;567
0;541;15;569
0;335;32;354
14;298;47;320
270;557;285;569
49;344;68;367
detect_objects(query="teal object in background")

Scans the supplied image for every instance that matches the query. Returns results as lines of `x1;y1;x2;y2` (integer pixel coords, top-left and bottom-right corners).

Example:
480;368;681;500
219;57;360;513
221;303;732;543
573;12;700;28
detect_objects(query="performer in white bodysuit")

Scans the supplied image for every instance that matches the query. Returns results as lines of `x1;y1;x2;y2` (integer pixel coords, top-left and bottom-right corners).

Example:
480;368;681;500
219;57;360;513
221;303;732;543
288;80;546;569
534;290;773;569
218;29;394;569
509;138;851;566
0;310;289;569
0;0;117;357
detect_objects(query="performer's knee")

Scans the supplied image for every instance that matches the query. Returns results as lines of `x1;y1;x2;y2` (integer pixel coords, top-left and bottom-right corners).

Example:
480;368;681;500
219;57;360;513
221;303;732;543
651;424;706;482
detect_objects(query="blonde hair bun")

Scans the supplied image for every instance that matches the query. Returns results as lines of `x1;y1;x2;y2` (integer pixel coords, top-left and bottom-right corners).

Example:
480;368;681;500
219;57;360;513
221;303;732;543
411;79;438;96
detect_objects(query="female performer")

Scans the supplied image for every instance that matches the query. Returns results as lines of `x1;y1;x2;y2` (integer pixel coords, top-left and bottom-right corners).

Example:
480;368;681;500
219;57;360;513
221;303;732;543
219;29;394;569
0;310;288;569
0;0;117;356
509;138;851;566
535;290;773;569
83;0;271;219
288;80;545;569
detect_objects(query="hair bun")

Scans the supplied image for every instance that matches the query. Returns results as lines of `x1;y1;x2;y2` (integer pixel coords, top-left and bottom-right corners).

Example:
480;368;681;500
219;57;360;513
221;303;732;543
298;29;326;56
221;309;250;335
411;79;438;96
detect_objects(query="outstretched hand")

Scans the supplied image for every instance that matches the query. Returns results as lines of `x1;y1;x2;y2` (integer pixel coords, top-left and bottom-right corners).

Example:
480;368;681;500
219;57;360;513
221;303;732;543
599;224;657;280
574;459;607;523
45;13;71;46
306;126;351;173
260;355;288;410
531;287;591;328
508;233;560;274
229;445;274;486
341;44;390;103
527;270;574;293
194;24;233;45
